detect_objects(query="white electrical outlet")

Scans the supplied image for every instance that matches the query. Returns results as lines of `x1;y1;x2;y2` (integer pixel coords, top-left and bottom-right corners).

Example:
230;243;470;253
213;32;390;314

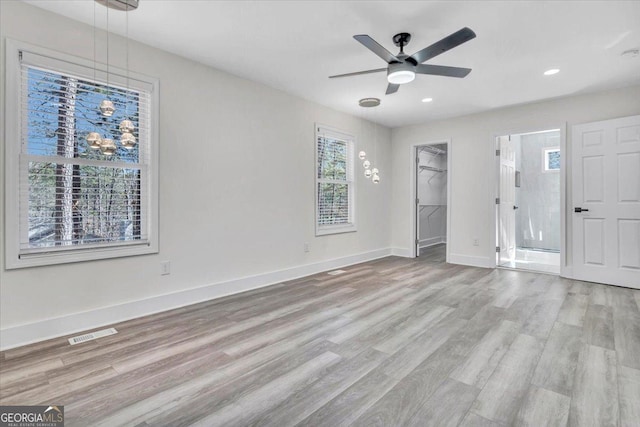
473;238;479;246
304;242;310;253
160;261;171;275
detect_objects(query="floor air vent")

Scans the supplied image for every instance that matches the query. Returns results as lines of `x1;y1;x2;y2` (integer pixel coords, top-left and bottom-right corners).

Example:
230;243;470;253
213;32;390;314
327;269;347;276
68;328;118;345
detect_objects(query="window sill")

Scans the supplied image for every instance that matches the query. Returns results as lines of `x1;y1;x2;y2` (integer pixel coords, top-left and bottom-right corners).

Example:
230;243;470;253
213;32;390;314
8;241;158;269
315;224;357;237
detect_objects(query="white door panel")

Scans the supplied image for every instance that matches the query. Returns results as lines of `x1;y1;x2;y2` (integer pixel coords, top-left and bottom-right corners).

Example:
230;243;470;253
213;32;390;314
572;115;640;288
498;135;516;264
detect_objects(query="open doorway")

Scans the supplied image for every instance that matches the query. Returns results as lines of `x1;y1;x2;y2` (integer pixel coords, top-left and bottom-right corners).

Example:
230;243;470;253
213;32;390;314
415;143;449;260
496;130;561;274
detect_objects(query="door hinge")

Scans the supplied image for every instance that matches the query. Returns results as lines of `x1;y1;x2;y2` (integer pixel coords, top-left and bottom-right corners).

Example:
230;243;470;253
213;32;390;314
495;149;500;156
415;198;420;205
416;239;420;246
416;156;420;164
495;197;500;204
496;246;500;252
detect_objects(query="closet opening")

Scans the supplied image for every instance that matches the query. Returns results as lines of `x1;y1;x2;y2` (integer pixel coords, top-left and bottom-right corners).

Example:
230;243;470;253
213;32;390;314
495;129;561;274
415;142;449;261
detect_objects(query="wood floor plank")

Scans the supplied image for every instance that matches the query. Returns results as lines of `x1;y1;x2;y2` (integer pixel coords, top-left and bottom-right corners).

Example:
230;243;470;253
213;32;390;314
459;412;502;427
568;344;619;427
187;351;341;427
405;378;479;427
556;292;589;327
583;303;615;350
515;386;571;427
351;364;456;427
618;365;640;427
470;334;544;425
1;249;639;426
531;322;584;396
449;320;520;388
372;305;454;355
253;348;387;427
521;296;565;339
381;316;468;380
613;311;640;370
296;367;399;427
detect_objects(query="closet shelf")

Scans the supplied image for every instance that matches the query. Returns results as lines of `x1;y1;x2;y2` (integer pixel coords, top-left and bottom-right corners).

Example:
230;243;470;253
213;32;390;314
419;146;445;155
419;165;447;173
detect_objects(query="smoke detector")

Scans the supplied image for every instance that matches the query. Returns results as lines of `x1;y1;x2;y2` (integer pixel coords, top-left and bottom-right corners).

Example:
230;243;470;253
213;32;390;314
359;98;381;108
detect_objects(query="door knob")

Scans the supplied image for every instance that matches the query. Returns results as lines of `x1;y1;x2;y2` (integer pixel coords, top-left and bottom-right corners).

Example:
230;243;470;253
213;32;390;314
513;206;519;210
574;207;589;213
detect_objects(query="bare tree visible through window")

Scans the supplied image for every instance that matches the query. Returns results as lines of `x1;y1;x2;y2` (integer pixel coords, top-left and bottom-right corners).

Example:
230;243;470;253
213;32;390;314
26;67;144;248
316;128;354;234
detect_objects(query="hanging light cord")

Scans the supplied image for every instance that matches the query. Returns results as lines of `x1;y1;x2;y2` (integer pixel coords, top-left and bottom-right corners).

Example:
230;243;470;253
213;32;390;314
106;3;110;100
125;1;130;119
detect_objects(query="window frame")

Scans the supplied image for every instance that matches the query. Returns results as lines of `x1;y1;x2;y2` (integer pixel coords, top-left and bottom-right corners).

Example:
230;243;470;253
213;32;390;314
4;39;160;269
314;124;357;236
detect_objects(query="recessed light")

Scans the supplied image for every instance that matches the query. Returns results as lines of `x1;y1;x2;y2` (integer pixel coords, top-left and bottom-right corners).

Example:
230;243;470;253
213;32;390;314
544;69;560;76
421;97;433;103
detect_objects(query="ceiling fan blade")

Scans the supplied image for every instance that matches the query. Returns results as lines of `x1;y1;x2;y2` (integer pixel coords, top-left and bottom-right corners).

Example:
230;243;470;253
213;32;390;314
354;35;400;64
386;83;400;95
410;27;476;64
329;68;387;79
415;64;472;78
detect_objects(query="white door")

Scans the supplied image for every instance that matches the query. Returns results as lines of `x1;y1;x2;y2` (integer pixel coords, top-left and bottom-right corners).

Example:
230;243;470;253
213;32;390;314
572;115;640;289
498;135;516;265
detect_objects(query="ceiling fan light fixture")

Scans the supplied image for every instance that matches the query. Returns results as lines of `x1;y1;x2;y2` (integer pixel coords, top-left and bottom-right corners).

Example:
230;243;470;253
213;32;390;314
387;62;415;84
387;69;415;85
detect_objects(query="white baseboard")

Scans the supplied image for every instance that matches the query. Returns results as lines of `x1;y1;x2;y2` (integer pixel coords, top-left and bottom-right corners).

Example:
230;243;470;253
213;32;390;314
448;253;494;269
391;247;414;258
419;236;446;249
0;248;393;351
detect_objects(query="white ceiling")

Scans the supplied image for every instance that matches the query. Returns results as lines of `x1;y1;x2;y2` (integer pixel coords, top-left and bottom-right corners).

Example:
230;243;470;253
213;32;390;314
24;0;640;128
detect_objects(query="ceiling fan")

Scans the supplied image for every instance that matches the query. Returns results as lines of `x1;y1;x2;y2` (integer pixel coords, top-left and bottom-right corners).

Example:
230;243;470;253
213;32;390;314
329;27;476;95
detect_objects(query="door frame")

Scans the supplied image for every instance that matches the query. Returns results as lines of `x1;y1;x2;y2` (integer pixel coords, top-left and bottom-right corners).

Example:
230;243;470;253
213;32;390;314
489;124;569;277
410;139;452;259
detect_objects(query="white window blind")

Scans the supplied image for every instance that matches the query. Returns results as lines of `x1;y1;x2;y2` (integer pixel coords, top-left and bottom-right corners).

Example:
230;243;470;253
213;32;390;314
5;40;159;268
315;125;356;235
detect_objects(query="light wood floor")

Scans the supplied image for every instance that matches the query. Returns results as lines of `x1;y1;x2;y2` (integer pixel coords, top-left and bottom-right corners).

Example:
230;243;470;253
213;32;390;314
2;247;640;426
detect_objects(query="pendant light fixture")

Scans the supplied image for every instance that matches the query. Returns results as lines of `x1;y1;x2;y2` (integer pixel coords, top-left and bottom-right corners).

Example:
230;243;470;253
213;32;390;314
91;0;139;155
87;132;102;149
100;138;117;155
358;97;382;183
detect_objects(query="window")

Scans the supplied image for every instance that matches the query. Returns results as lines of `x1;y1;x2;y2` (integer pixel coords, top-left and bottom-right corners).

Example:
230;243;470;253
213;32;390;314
5;40;158;268
315;125;356;235
544;147;560;171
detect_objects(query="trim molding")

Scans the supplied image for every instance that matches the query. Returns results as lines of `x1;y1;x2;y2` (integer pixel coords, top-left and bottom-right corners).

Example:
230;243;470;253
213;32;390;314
391;247;414;258
0;248;392;350
448;253;494;269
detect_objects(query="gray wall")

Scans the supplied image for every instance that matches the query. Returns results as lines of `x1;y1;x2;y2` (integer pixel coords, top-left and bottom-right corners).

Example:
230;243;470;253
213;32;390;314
515;131;561;251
